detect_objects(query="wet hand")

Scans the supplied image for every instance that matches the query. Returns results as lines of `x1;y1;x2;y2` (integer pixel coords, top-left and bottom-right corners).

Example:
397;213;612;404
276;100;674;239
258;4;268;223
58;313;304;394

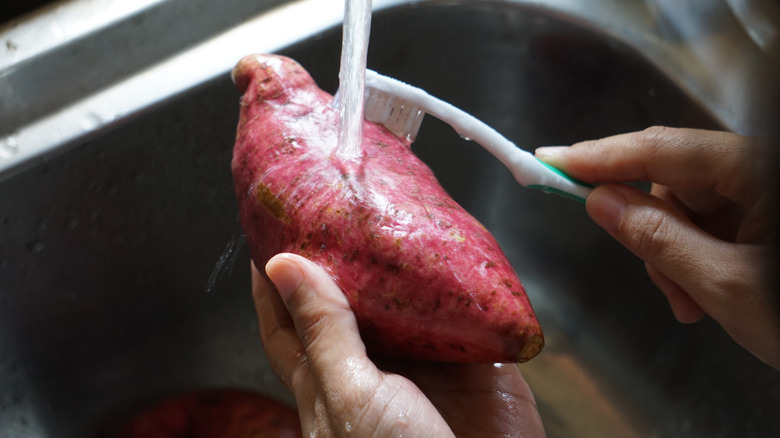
536;126;780;369
252;253;546;437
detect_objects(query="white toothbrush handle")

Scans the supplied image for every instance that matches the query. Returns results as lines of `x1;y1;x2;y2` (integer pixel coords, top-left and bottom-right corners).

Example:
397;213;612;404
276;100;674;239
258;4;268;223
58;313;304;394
366;71;593;202
366;70;592;202
503;148;593;202
451;112;593;202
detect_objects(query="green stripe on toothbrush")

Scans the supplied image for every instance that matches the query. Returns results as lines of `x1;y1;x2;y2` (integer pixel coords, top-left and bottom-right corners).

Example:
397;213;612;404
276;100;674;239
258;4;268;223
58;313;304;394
526;185;588;203
528;158;594;203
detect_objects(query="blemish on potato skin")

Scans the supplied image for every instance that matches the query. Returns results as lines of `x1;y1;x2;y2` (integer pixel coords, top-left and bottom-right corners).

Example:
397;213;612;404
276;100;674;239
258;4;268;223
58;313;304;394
278;137;298;154
393;297;411;310
449;230;466;243
255;183;290;224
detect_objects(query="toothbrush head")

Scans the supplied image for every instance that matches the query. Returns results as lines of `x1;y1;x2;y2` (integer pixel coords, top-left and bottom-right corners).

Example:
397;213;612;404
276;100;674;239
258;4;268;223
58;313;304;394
363;71;426;142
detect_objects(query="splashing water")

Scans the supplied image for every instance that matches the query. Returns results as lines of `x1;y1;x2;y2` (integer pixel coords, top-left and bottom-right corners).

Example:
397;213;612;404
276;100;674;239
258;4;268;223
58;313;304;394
334;0;372;163
205;234;243;293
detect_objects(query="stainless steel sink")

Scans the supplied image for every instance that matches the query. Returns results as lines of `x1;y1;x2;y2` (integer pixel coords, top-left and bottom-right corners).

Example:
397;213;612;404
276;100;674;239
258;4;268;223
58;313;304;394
1;1;778;437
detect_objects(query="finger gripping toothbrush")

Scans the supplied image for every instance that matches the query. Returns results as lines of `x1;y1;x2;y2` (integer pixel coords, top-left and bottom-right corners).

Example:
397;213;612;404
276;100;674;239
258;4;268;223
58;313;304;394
362;70;593;203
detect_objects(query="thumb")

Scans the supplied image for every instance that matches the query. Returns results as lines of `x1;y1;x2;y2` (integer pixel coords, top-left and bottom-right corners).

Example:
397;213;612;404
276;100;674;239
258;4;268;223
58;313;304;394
265;254;378;391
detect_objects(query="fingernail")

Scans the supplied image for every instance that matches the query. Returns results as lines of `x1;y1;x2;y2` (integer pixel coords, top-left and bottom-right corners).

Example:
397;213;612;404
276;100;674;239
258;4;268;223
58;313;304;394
534;146;567;159
265;254;303;302
534;147;569;168
586;185;628;235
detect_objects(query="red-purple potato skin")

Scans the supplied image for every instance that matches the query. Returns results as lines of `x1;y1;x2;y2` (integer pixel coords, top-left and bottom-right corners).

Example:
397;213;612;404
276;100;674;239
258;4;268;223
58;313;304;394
231;54;543;363
118;389;301;438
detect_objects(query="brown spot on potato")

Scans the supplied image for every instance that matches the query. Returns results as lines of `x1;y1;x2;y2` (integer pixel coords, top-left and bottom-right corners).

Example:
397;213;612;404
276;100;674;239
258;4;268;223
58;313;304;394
254;183;290;224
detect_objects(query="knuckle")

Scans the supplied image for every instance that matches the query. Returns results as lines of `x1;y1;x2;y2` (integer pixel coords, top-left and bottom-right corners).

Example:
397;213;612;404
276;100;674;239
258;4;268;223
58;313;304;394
267;340;309;393
297;307;329;347
623;207;676;262
637;126;676;161
286;354;311;393
283;285;332;348
638;126;669;150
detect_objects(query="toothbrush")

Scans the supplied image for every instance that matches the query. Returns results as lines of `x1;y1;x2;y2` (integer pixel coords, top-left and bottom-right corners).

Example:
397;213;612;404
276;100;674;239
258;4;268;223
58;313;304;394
362;70;593;203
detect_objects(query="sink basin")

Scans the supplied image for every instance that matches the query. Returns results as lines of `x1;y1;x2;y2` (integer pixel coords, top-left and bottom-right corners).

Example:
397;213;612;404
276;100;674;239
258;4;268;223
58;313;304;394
1;1;778;437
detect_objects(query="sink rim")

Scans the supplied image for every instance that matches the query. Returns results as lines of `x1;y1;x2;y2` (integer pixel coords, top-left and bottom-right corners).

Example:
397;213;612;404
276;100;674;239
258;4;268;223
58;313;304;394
0;0;770;182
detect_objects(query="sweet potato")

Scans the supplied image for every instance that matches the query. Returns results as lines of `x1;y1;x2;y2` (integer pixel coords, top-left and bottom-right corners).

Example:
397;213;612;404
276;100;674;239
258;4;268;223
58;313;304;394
231;54;543;363
118;388;301;438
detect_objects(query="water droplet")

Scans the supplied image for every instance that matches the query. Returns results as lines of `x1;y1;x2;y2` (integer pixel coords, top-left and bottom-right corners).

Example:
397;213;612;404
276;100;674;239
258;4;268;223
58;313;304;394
459;134;472;142
81;112;104;131
205;234;243;293
1;135;19;159
345;422;352;432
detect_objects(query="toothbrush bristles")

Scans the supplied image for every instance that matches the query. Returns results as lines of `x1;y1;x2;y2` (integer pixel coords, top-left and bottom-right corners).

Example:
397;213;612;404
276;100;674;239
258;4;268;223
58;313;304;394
364;87;424;142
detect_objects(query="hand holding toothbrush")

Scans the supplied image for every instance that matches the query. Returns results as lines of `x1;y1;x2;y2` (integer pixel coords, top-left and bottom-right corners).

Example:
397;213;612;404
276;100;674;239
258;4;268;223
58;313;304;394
536;126;780;370
251;255;546;438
